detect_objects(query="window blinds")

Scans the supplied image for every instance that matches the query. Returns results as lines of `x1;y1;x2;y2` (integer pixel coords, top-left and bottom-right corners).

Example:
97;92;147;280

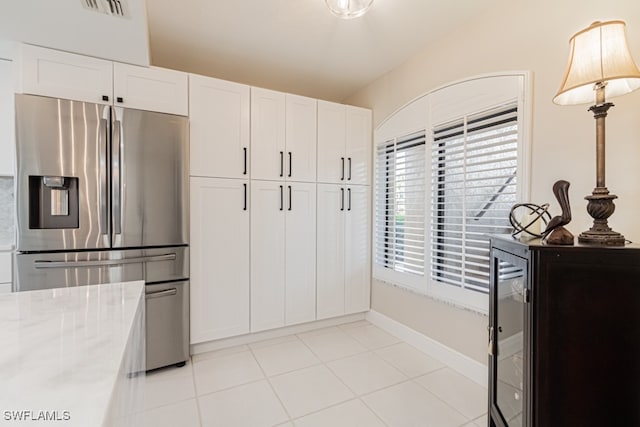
375;131;426;277
430;103;518;292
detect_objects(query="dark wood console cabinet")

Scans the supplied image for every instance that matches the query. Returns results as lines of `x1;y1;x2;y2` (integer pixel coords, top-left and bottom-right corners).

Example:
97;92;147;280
488;235;640;427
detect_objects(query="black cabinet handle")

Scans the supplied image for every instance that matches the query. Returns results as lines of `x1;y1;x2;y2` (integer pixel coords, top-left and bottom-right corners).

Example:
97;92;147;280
348;188;352;211
102;95;109;102
280;151;284;177
116;97;124;103
340;188;344;211
340;157;345;181
288;185;292;211
280;185;284;211
243;183;247;211
288;152;292;178
348;157;352;181
243;147;247;175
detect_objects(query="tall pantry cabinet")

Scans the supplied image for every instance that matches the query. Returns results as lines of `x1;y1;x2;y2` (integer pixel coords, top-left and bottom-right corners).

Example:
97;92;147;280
190;79;372;345
317;101;372;319
250;88;318;332
189;76;251;343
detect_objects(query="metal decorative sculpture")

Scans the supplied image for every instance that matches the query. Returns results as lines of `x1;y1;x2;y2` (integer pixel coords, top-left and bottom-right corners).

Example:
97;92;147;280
509;203;551;239
542;180;574;245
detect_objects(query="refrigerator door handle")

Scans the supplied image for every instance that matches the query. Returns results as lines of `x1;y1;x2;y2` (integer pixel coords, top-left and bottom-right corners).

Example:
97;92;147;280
112;116;123;236
99;115;109;236
33;253;177;269
146;288;177;299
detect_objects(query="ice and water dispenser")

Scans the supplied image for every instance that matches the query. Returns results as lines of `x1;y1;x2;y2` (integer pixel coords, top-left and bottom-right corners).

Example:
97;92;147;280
28;176;79;229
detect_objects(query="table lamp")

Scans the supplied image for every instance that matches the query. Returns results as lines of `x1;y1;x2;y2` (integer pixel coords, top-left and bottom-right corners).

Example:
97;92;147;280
553;20;640;245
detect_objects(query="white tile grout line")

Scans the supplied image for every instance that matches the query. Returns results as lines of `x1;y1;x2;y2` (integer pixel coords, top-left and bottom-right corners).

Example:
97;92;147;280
181;319;487;426
283;334;391;426
189;359;205;427
247;345;294;423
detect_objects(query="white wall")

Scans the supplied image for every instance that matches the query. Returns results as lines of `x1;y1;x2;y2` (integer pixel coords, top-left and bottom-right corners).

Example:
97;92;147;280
345;0;640;364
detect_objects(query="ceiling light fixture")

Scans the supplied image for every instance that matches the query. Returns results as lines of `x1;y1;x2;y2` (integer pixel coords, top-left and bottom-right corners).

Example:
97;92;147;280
325;0;374;19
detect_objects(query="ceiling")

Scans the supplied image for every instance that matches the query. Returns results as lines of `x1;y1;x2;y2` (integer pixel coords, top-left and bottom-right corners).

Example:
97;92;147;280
147;0;501;102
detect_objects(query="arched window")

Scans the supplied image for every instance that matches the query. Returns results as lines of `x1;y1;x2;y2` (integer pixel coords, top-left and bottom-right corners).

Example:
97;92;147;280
374;73;531;312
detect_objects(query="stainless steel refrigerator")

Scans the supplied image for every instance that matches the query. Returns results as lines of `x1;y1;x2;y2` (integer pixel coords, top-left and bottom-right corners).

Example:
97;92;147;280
14;93;190;371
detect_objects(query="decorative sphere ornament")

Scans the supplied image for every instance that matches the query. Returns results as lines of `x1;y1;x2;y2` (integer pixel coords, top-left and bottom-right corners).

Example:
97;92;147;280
509;203;552;239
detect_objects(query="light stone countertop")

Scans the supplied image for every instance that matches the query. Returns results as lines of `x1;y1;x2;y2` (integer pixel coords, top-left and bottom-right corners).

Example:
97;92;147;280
0;281;145;426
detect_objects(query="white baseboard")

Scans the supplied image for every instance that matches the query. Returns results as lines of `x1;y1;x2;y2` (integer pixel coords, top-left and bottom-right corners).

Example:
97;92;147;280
191;312;366;355
366;310;488;388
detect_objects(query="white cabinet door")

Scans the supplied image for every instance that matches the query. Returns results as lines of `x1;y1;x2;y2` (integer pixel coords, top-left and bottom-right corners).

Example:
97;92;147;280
113;63;188;116
189;75;250;179
316;183;346;320
286;94;317;183
190;177;250;343
345;185;371;314
251;180;286;332
346;106;372;185
0;60;14;176
16;43;113;105
317;100;346;184
251;88;286;181
285;182;316;325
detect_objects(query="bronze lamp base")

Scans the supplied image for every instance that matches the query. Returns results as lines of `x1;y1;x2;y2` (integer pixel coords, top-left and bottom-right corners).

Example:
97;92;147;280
578;186;625;245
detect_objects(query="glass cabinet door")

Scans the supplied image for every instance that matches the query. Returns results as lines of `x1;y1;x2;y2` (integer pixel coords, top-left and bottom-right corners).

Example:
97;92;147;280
490;250;527;427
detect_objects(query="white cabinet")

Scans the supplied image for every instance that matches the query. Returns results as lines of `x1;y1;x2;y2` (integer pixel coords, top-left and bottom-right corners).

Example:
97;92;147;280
344;185;371;314
190;177;250;343
113;63;188;115
0;252;11;293
286;94;317;182
15;44;188;115
317;183;370;319
251;180;316;332
16;44;113;105
251;88;285;180
251;88;317;182
316;184;346;319
345;106;372;185
189;75;250;179
0;59;14;176
317;100;371;185
250;180;285;331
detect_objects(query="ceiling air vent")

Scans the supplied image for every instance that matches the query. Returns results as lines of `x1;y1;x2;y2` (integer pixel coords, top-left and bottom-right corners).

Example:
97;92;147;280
81;0;130;19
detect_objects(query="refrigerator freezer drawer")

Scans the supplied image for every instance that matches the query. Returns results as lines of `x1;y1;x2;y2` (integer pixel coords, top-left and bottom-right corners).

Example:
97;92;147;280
14;246;188;292
145;281;190;371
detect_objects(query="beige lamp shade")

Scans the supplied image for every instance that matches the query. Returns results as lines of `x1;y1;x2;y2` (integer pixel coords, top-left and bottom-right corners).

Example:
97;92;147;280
553;20;640;105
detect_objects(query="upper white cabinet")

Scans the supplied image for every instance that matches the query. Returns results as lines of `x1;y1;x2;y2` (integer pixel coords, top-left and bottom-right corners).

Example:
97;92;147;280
317;100;371;185
317;183;370;320
190;177;250;343
251;88;285;180
251;180;316;332
112;63;188;115
286;94;317;182
15;44;188;115
251;88;317;182
0;59;15;176
345;106;372;185
189;74;250;179
16;44;112;105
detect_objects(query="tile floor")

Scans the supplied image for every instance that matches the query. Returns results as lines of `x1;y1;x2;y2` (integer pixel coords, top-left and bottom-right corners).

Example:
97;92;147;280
139;320;488;427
